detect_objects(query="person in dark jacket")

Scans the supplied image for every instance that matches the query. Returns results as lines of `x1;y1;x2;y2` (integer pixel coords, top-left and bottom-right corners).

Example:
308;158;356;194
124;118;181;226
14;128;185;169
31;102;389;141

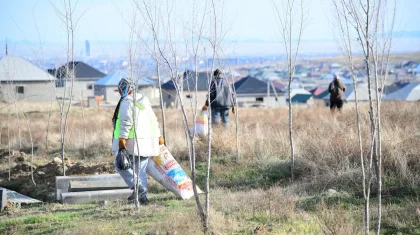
328;73;346;112
203;69;236;128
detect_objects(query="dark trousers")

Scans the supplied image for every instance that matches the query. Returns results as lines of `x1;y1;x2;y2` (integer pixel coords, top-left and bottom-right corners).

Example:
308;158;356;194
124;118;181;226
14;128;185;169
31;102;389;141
330;100;344;110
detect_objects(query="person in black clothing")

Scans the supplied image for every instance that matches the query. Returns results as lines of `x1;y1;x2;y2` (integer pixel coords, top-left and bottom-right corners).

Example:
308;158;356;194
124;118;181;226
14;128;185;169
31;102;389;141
203;69;235;128
328;73;347;113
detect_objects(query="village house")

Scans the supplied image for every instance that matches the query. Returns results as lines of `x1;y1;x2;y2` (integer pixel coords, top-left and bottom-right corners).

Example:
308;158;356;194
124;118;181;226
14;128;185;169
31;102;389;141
286;88;314;106
94;70;159;105
383;82;420;101
0;56;58;102
48;61;106;98
234;76;286;108
161;70;211;108
320;83;377;106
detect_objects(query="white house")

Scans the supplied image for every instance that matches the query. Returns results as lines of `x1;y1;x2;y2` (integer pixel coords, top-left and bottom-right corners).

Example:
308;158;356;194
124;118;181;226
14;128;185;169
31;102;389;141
48;61;106;98
0;56;57;102
94;70;159;104
234;76;286;108
383;82;420;101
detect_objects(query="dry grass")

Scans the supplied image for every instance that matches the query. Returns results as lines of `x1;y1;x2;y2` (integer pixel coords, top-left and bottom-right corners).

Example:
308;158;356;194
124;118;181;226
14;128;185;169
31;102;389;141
1;101;419;185
0;101;419;234
315;202;362;235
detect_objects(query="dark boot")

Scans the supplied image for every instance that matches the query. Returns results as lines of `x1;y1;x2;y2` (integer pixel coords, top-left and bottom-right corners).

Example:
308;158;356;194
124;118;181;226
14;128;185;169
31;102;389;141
127;186;146;201
140;195;149;205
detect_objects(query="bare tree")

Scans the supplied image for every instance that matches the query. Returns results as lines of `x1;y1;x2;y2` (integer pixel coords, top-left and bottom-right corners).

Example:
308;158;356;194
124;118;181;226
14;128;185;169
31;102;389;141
3;87;35;185
2;58;28;183
50;0;86;175
331;0;396;234
80;93;86;158
7;105;11;182
272;0;305;181
370;3;395;233
136;0;212;229
20;111;36;185
331;0;366;230
45;99;53;151
127;4;144;210
214;52;240;161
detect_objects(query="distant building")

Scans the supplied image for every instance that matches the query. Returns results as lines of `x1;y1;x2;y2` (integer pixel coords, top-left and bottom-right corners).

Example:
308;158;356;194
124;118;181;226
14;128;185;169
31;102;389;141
321;83;378;106
94;70;159;104
161;70;210;108
48;61;105;98
309;87;325;96
0;56;58;102
234;76;285;108
287;93;314;106
383;82;420;101
85;40;90;57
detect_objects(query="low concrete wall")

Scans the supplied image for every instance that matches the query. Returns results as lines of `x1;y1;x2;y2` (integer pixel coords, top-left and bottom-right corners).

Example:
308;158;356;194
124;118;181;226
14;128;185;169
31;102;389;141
69;179;128;192
61;189;132;204
55;174;124;201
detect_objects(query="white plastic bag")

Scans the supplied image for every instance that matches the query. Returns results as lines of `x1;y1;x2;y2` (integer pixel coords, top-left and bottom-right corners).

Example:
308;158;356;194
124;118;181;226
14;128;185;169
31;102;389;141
146;145;203;200
191;110;208;136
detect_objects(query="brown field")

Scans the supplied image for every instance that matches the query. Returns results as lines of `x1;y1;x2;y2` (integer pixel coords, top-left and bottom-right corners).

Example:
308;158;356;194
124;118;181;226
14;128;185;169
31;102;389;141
0;101;419;234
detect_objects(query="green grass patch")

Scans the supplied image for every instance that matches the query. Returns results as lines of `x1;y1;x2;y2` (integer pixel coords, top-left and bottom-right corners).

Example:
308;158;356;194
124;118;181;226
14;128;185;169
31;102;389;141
0;211;81;234
193;158;291;190
298;190;363;211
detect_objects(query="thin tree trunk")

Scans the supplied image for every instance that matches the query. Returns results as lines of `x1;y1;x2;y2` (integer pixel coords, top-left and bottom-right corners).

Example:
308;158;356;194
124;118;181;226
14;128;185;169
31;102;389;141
334;0;367;228
45;98;53;151
21;112;36;185
7;110;11;182
155;45;166;145
81;93;86;158
288;71;294;181
272;0;304;182
215;54;240;161
333;1;395;233
204;0;219;231
156;68;166;144
13;101;22;150
137;0;209;227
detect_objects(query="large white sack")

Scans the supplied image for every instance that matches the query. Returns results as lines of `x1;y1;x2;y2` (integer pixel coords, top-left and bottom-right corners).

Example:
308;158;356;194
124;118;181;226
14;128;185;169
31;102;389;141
147;145;203;200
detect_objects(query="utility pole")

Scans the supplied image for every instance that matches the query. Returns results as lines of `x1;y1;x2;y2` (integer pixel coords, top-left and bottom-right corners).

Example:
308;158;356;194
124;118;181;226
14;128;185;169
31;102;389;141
5;38;8;56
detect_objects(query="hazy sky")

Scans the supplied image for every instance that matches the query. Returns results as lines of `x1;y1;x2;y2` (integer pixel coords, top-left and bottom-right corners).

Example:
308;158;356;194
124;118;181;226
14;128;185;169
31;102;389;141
0;0;419;56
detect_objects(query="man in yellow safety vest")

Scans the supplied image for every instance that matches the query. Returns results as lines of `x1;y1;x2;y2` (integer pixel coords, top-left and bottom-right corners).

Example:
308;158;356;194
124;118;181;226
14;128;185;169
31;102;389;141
112;77;163;204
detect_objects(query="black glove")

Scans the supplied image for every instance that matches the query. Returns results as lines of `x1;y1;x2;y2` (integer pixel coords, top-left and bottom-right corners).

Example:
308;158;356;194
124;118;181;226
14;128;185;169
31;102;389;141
116;149;132;170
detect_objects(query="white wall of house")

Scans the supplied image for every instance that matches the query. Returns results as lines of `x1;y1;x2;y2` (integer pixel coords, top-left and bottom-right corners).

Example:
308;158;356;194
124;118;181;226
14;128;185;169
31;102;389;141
236;94;286;108
0;81;64;102
139;86;160;105
162;89;208;109
70;80;95;98
95;85;160;105
94;85;119;103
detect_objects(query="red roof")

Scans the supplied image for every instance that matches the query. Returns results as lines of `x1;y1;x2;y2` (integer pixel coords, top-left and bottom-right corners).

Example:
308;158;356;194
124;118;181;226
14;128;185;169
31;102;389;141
310;87;325;96
308;71;322;77
272;81;285;90
319;67;330;73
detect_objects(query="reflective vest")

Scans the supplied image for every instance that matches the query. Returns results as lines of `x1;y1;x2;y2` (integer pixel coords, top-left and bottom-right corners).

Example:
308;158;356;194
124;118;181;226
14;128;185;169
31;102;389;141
113;99;159;140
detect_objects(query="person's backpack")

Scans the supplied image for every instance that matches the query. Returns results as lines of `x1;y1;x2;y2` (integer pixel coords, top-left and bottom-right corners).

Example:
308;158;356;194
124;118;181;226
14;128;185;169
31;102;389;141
116;149;132;170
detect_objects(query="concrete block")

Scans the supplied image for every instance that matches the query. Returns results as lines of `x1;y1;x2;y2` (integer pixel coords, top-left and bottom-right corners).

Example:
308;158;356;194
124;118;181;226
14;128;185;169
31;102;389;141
69;179;128;192
55;174;125;201
0;189;6;212
61;189;132;204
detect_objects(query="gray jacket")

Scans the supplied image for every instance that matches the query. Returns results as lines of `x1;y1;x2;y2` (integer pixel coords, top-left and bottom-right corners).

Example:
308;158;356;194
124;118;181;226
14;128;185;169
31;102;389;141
328;78;346;101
